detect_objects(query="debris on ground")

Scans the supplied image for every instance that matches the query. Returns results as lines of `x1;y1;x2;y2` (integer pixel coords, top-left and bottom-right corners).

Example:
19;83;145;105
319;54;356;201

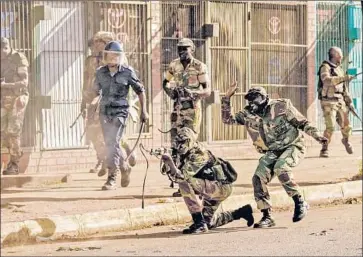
56;246;101;252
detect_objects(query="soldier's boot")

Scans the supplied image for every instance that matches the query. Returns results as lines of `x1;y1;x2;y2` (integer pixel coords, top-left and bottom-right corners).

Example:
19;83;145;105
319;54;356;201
2;161;19;175
97;161;108;177
182;212;209;234
101;169;119;190
292;195;309;223
172;189;182;197
341;138;353;154
232;204;255;227
320;143;329;158
253;209;276;228
120;163;131;188
89;159;102;174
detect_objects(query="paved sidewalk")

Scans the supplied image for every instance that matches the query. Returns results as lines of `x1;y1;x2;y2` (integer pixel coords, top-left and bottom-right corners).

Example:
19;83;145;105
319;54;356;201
1;141;361;223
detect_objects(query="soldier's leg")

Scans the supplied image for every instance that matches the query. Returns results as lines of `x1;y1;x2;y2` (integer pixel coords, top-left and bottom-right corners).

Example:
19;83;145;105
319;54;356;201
120;136;137;167
274;145;308;223
1;108;10;173
86;120;107;175
202;182;253;229
169;126;178;191
3;96;28;175
252;151;278;228
320;102;337;157
336;103;353;154
100;116;126;190
178;178;208;234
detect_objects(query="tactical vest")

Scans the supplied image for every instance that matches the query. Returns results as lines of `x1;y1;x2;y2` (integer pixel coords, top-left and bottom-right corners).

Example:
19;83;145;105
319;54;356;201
317;61;344;100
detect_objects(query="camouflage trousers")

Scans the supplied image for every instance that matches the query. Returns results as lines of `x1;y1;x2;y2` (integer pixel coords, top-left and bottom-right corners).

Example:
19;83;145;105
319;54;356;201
321;100;352;144
179;177;234;227
170;106;202;150
0;95;28;163
252;145;305;210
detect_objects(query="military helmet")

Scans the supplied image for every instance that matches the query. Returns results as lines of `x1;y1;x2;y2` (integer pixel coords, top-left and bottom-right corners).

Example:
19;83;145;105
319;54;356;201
93;31;115;43
177;38;195;52
244;87;268;100
103;41;126;66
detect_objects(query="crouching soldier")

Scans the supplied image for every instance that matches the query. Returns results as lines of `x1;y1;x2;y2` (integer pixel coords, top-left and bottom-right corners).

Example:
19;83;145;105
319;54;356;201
161;127;254;234
221;84;328;228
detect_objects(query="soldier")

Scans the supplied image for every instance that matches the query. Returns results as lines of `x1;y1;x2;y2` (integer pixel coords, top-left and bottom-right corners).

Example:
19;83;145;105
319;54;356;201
162;38;211;196
161;127;254;234
317;46;356;158
93;41;148;190
81;31;137;177
221;84;328;228
1;37;29;175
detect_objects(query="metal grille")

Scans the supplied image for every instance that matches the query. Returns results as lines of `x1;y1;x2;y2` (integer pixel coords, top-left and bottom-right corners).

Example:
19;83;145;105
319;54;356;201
1;0;36;149
160;1;206;145
251;2;308;116
210;1;249;141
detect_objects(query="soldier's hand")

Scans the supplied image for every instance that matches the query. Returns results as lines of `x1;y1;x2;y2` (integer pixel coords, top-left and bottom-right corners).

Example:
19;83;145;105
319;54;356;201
161;153;172;163
225;81;238;98
316;136;328;145
346;75;355;82
140;111;149;123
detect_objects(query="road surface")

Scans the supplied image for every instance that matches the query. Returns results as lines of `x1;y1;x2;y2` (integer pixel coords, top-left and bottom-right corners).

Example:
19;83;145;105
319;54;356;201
2;203;362;256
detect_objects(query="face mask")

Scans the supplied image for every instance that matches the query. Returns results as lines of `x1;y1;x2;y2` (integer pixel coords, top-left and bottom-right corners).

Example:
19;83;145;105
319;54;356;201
248;95;266;114
176;138;190;155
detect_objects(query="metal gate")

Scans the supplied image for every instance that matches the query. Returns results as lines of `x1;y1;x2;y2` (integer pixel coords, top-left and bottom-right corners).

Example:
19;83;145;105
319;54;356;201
316;1;362;132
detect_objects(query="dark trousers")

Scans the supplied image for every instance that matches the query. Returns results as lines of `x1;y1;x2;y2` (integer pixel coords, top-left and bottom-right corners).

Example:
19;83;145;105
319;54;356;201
100;115;126;170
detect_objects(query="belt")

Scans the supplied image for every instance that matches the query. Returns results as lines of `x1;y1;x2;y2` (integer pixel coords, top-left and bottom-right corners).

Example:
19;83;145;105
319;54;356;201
174;100;194;110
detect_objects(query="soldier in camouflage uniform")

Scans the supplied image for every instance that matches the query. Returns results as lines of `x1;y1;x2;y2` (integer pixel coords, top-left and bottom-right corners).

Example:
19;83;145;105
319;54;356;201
221;84;328;228
1;37;29;175
161;127;254;234
162;38;211;196
81;31;136;177
317;46;356;158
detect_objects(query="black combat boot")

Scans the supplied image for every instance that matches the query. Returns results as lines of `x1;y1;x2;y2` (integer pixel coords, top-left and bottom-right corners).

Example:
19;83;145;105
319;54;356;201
292;195;309;223
102;169;119;190
90;159;102;174
97;161;107;177
232;204;254;227
2;161;19;175
320;143;329;158
342;138;353;154
253;209;275;228
182;212;209;234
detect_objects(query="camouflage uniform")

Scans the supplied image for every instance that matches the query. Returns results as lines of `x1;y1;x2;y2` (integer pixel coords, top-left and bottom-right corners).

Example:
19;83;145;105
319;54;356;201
166;127;254;234
318;60;353;156
221;89;323;211
1;37;29;175
163;38;210;151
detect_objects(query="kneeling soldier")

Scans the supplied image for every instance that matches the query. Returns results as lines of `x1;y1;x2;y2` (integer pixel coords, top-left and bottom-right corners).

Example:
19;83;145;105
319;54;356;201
161;127;254;234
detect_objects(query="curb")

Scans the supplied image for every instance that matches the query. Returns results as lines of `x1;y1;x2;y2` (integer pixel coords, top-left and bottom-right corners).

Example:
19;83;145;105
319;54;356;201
1;174;71;190
1;180;361;247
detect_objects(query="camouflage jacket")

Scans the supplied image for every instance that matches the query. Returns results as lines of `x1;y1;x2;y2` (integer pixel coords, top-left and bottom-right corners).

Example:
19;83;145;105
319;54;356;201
94;65;145;119
178;143;226;182
1;49;29;98
318;60;349;101
221;97;320;152
164;57;209;108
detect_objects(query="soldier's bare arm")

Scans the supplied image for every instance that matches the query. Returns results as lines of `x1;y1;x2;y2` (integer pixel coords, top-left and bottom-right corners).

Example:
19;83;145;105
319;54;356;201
320;65;352;87
220;82;246;125
285;100;327;144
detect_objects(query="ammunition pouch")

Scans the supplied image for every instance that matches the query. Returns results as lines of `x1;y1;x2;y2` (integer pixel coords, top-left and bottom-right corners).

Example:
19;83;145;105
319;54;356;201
174;100;194;110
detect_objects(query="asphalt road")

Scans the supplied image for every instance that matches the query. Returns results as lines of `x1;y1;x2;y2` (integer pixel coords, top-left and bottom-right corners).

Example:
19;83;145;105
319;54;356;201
2;203;362;256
